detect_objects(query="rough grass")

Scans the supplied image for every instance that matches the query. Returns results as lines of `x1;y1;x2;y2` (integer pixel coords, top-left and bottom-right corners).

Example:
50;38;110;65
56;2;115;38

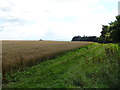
3;43;120;88
2;41;93;79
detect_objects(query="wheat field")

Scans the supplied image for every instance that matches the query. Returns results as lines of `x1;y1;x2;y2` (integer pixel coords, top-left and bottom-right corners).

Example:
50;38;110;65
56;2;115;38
2;41;93;74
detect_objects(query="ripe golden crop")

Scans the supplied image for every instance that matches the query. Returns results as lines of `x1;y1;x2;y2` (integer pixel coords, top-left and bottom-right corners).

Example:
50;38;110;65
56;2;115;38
2;41;93;73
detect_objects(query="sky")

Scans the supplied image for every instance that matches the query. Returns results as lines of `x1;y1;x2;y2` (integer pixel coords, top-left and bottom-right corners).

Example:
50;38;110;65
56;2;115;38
0;0;119;41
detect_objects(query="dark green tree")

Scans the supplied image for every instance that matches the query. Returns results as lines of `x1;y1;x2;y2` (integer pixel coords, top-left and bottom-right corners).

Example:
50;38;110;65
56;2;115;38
111;15;120;42
100;15;120;43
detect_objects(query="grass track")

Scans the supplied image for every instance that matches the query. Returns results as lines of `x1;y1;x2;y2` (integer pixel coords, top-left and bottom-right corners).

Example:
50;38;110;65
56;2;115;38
3;43;120;88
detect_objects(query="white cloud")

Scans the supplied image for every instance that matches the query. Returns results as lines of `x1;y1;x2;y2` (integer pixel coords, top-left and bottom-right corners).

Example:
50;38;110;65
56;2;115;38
0;0;119;40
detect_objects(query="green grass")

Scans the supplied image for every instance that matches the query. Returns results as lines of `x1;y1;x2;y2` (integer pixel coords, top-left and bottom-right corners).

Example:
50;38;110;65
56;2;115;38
3;43;120;88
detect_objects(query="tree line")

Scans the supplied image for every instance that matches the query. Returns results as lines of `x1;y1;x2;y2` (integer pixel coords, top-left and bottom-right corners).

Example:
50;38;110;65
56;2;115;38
72;15;120;43
72;35;98;42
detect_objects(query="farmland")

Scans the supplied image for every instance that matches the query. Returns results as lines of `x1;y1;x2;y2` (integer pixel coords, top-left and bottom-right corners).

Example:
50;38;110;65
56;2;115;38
2;41;93;77
3;43;120;88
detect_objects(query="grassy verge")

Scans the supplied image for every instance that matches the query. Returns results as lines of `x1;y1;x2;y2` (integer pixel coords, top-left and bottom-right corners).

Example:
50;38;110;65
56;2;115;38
3;43;120;88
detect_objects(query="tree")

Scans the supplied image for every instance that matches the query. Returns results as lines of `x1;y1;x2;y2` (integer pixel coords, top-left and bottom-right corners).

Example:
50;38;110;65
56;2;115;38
100;25;109;43
99;15;120;43
111;15;120;42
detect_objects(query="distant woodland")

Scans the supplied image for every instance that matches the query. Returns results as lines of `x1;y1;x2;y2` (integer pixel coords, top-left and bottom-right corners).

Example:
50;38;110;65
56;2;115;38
72;15;120;43
72;36;98;42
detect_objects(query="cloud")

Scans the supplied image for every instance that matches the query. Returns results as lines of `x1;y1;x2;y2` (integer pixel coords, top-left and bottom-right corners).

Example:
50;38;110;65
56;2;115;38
0;0;119;40
0;7;11;12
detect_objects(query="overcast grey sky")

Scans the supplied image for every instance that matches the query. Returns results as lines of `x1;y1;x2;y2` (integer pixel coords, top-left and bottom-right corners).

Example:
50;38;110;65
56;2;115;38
0;0;119;41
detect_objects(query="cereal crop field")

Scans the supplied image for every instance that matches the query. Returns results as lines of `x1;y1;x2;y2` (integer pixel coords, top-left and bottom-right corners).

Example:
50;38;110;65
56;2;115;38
2;41;93;74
